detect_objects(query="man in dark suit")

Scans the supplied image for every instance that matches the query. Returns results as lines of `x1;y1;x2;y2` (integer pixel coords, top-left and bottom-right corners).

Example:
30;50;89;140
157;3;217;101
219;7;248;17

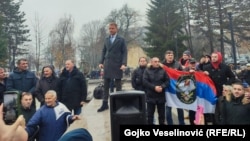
97;22;127;112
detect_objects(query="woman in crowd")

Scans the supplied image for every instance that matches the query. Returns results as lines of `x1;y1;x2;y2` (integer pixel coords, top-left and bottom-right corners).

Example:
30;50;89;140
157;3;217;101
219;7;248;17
214;85;232;125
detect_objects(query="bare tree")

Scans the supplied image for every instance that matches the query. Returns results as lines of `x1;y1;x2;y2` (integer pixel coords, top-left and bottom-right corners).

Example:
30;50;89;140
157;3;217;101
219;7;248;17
105;4;142;44
30;12;47;72
49;14;75;69
78;20;105;70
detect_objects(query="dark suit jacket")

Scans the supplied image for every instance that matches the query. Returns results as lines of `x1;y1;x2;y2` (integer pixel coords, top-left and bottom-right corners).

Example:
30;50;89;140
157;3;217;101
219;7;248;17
100;34;127;79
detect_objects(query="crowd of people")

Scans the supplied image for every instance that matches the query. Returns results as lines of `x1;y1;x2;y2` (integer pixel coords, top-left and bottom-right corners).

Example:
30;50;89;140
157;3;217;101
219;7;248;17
1;21;250;141
0;58;92;141
131;49;250;125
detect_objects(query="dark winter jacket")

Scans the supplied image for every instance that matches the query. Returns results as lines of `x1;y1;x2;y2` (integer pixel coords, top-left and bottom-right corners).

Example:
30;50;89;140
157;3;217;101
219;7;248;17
0;78;7;104
35;66;59;106
25;102;74;141
20;106;36;123
197;62;210;71
203;63;236;97
241;70;250;85
58;66;87;111
143;66;170;104
214;96;226;125
162;60;182;70
216;95;250;125
131;66;146;91
6;68;37;94
6;68;37;108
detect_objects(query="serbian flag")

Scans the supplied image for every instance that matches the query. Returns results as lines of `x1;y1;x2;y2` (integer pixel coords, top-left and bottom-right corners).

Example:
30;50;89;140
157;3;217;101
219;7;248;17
162;65;217;113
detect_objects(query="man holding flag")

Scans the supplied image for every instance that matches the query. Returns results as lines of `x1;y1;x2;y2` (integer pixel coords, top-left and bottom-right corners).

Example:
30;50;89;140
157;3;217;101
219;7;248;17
162;50;185;125
203;52;236;124
159;61;218;123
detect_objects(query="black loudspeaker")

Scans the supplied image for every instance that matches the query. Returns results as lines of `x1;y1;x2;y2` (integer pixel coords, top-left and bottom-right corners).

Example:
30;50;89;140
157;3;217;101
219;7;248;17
110;90;147;141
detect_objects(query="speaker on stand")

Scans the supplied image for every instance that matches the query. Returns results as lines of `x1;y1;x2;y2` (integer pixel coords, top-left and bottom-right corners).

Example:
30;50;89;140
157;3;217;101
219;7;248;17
110;90;147;141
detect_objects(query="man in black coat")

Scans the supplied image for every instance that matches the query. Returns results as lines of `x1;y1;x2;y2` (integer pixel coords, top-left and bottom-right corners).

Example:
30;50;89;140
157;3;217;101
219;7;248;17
97;22;127;112
203;52;236;124
203;52;236;97
143;57;170;125
58;59;87;115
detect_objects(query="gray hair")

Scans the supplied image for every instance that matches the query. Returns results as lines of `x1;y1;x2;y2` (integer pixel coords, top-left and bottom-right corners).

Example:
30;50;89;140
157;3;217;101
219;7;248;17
45;90;57;98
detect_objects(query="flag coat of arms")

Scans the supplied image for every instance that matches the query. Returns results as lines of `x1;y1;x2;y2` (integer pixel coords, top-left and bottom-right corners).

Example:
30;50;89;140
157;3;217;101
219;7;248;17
162;65;217;113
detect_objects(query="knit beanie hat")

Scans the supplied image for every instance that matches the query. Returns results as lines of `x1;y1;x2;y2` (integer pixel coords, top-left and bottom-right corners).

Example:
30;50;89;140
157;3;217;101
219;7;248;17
183;50;191;56
58;128;93;141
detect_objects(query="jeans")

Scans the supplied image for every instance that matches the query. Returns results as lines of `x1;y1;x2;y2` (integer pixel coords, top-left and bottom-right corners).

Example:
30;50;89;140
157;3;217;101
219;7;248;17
166;106;185;125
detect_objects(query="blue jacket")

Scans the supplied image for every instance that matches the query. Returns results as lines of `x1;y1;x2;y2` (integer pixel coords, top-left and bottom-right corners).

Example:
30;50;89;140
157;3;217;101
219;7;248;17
25;102;74;141
6;68;37;93
58;128;93;141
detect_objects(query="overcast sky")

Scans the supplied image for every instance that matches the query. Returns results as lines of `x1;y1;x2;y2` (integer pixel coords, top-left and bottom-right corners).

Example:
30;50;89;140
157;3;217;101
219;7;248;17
20;0;150;40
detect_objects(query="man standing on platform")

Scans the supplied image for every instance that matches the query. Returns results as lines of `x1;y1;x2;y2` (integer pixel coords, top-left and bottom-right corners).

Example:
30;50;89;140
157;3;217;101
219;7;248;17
97;22;127;112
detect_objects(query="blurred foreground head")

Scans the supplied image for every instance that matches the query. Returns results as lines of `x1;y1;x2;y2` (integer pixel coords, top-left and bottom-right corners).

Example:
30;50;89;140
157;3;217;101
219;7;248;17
58;128;93;141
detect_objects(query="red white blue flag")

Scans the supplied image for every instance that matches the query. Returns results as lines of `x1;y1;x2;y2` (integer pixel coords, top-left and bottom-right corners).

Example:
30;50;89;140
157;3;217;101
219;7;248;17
162;65;217;113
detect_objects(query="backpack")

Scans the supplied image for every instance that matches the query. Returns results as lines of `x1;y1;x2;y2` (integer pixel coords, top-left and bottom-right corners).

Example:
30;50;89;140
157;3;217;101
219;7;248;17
93;83;104;99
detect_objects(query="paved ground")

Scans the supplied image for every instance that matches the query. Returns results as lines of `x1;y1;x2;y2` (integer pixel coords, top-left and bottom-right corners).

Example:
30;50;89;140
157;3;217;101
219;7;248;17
64;77;189;141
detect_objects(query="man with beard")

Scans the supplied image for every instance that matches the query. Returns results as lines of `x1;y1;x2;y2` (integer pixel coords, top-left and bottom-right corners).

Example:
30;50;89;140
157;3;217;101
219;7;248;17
203;52;236;124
